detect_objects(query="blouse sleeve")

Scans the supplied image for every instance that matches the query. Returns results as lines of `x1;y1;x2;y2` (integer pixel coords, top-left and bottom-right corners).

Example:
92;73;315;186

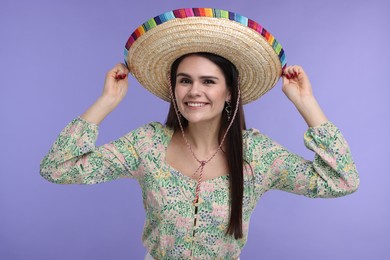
40;117;142;184
247;121;359;198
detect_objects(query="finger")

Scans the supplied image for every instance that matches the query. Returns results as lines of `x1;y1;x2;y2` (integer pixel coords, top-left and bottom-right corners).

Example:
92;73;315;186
291;67;299;78
287;66;296;76
282;67;289;77
113;63;129;80
284;65;304;79
115;63;129;74
115;74;126;80
283;66;295;79
282;69;289;80
293;66;303;76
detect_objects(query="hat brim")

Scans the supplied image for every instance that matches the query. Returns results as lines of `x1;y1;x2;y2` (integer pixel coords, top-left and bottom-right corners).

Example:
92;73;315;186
125;9;286;105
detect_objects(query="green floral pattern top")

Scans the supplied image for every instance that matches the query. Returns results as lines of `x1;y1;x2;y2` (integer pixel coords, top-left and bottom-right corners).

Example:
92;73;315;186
40;118;359;260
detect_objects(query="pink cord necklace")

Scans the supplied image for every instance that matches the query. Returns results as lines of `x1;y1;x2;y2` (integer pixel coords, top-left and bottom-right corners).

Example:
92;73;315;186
168;79;240;206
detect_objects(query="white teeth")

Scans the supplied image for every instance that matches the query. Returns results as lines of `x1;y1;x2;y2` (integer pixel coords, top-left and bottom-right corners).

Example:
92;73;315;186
187;102;205;107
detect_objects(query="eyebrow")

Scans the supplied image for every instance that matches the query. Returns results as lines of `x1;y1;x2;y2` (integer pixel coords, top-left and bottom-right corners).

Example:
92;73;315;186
176;73;219;80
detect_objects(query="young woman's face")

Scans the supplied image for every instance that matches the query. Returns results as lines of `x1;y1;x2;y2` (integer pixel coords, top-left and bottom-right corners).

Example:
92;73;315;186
175;55;231;125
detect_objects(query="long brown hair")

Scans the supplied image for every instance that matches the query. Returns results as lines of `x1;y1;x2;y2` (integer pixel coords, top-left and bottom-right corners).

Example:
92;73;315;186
165;52;246;239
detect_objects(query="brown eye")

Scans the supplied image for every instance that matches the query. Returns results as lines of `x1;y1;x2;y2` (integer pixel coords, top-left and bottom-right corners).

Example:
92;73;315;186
179;78;191;84
204;79;215;85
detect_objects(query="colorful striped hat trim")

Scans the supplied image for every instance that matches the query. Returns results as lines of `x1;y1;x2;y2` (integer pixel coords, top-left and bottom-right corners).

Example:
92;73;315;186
125;8;286;68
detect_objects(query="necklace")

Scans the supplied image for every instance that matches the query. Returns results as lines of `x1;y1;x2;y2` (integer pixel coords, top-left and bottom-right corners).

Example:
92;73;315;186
168;79;240;206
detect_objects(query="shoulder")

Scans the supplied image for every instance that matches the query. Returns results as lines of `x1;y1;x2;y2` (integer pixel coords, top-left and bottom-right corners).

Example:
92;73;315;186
242;128;278;161
130;122;171;136
124;122;173;146
243;128;273;144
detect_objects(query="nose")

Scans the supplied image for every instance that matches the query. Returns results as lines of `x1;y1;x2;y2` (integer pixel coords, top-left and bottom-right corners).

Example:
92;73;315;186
188;81;202;97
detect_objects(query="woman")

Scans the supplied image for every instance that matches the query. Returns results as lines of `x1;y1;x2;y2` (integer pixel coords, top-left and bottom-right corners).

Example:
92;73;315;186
40;8;359;260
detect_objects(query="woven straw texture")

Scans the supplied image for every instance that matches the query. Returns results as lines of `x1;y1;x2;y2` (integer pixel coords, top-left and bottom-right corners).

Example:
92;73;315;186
125;8;286;104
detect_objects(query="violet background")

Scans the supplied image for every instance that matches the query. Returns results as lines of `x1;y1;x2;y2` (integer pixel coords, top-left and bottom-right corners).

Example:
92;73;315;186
1;0;389;259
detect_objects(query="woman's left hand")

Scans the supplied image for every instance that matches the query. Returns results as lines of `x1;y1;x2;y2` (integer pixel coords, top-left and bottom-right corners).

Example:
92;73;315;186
281;65;328;127
282;65;313;105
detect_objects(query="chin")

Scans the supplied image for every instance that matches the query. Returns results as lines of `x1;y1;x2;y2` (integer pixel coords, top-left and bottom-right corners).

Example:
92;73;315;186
184;115;222;125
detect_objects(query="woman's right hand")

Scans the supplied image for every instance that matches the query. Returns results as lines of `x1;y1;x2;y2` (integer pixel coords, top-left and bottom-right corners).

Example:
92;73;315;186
80;64;130;125
101;63;130;107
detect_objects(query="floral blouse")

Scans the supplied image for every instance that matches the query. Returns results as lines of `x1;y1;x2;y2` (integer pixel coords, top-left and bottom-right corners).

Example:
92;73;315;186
40;118;359;260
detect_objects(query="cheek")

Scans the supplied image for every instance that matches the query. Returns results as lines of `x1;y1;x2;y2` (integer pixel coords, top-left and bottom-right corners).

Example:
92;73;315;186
216;89;229;103
174;88;185;111
174;86;184;100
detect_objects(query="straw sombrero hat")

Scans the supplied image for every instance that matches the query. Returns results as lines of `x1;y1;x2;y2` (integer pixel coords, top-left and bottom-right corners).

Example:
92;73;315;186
124;8;287;104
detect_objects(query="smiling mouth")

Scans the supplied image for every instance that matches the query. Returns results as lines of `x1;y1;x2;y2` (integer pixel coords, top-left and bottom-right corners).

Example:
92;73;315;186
186;102;207;107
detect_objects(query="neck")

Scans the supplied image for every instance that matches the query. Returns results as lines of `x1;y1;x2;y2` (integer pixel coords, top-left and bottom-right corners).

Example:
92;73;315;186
184;120;222;156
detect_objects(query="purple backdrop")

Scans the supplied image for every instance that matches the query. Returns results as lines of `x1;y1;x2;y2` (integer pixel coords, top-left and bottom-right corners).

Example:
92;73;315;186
1;0;389;259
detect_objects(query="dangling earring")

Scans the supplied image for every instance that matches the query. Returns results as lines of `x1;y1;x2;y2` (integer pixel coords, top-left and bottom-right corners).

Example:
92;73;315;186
225;101;232;121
